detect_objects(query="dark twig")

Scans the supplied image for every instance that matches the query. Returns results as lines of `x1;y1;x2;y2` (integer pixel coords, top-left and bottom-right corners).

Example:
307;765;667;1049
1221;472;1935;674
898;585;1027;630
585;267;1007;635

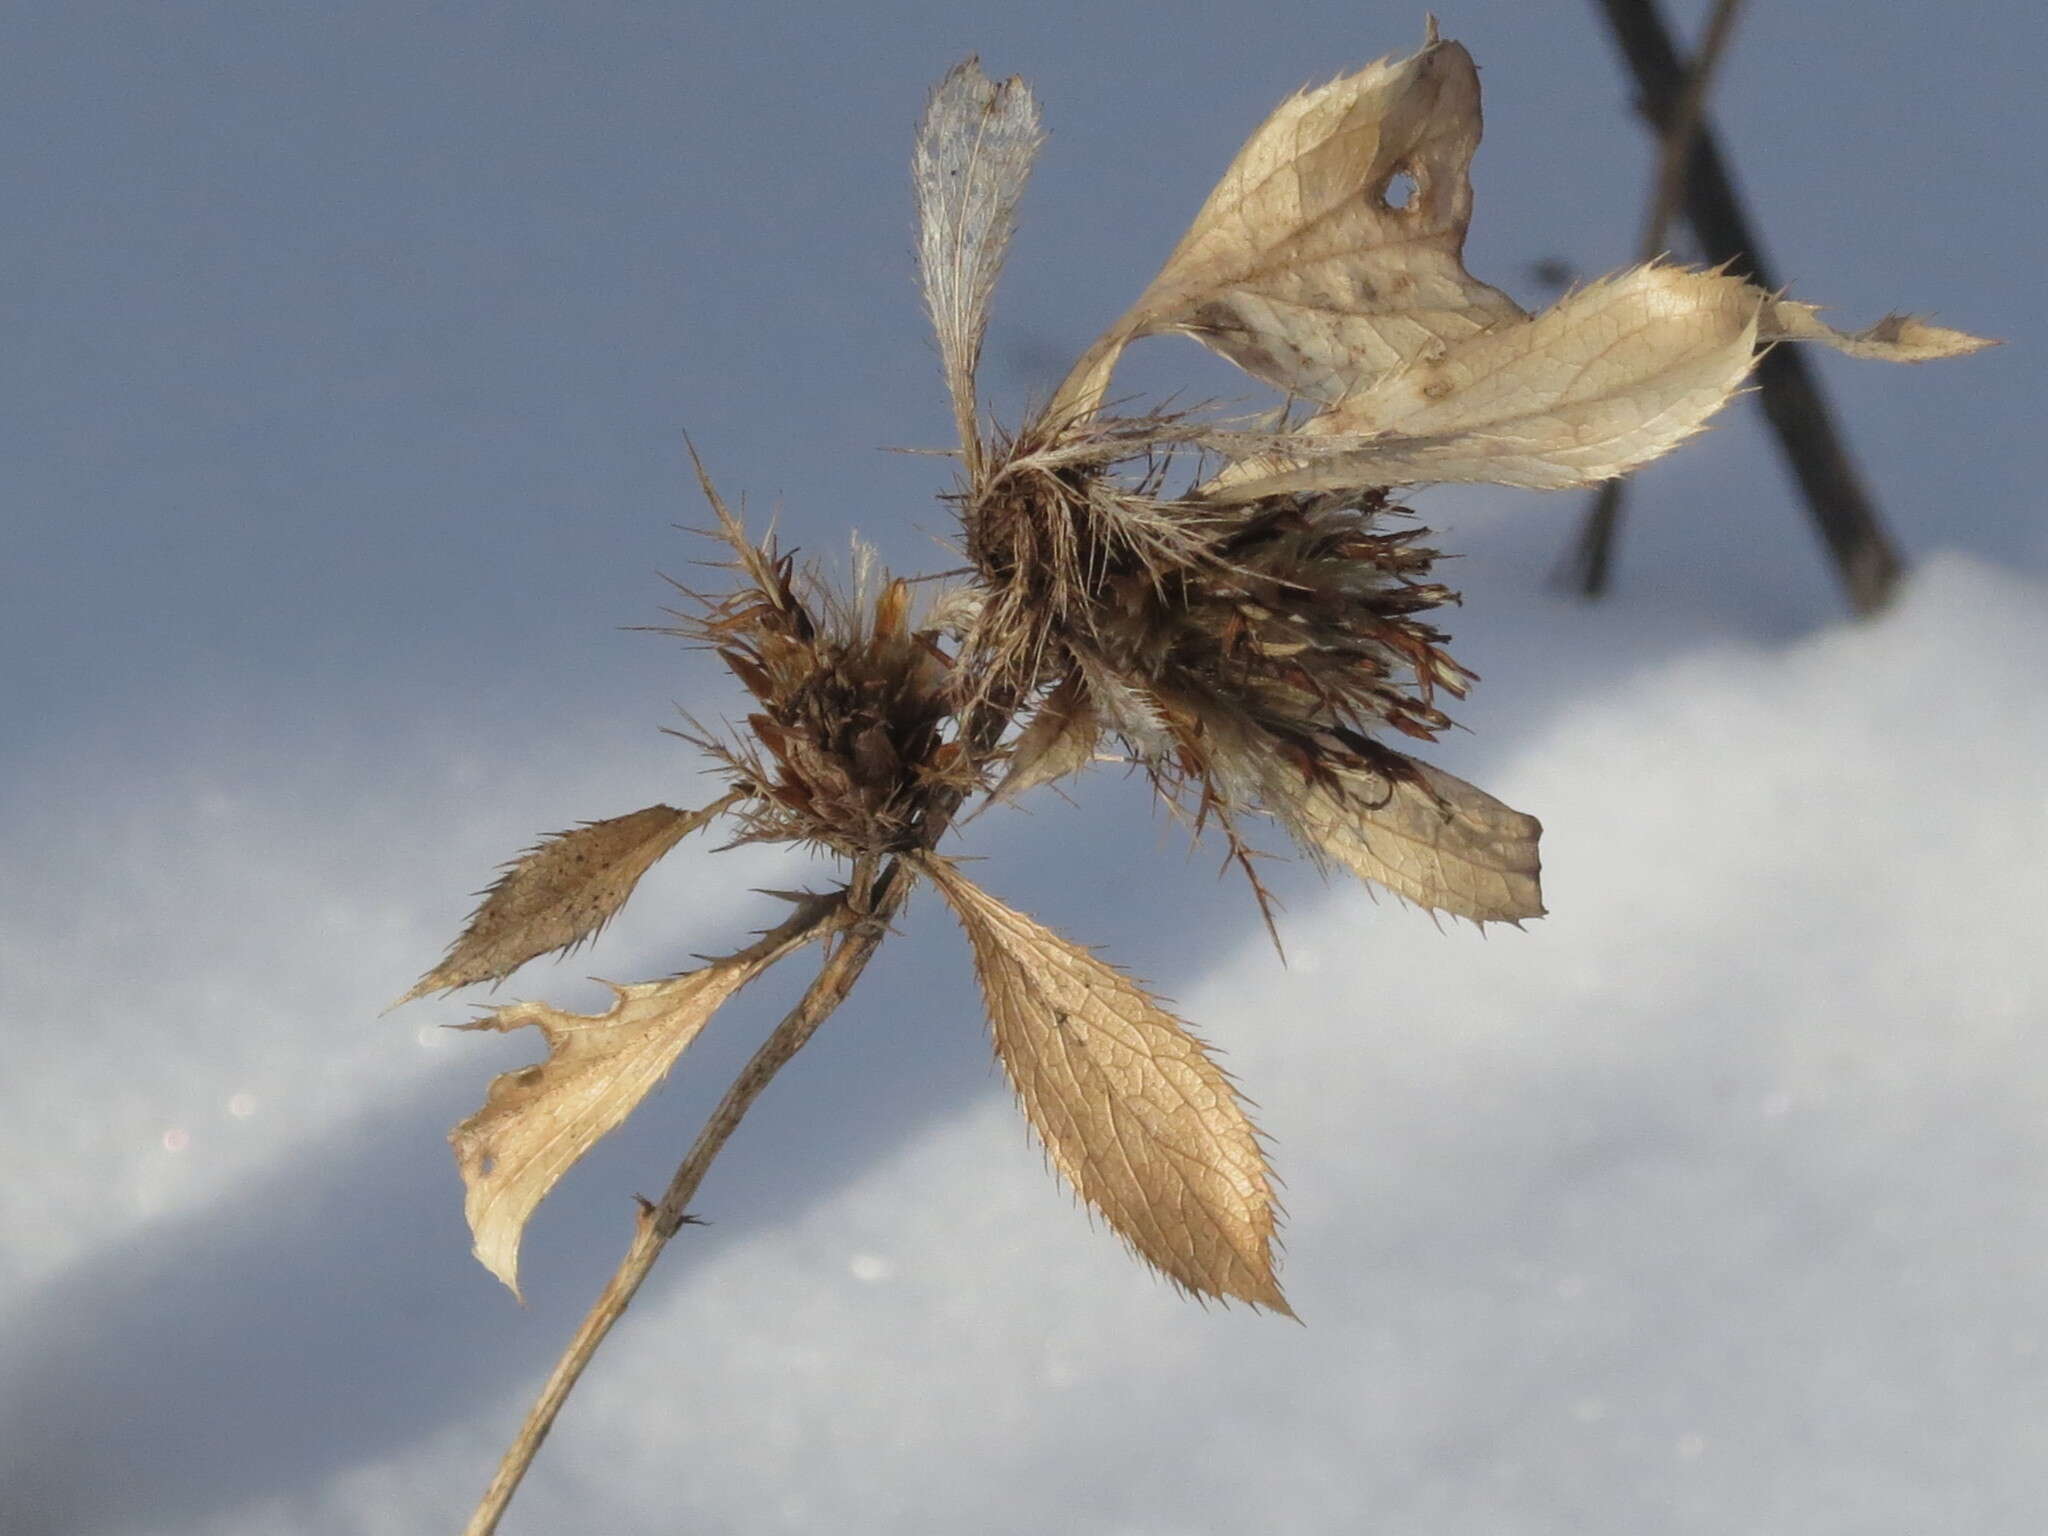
1566;478;1628;599
1570;0;1904;615
1564;0;1744;600
1637;0;1746;260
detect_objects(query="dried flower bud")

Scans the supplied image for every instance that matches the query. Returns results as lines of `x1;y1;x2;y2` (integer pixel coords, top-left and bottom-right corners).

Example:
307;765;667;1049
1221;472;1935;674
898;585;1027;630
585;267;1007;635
671;460;976;859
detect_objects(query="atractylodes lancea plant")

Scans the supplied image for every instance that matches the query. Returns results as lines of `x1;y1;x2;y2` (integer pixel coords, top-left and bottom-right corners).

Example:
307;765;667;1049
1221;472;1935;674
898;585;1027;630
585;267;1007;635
400;25;1989;1531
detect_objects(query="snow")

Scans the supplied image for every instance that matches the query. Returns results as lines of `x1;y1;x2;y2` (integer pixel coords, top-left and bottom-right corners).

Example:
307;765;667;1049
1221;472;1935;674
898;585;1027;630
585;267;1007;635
9;555;2044;1536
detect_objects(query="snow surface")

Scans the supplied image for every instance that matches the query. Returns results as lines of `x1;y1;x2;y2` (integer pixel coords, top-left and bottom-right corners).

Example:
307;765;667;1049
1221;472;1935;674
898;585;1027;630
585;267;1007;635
7;556;2044;1536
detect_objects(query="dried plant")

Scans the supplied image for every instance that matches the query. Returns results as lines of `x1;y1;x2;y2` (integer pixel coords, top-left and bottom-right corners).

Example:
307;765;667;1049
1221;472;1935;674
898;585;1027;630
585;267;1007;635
399;25;1989;1533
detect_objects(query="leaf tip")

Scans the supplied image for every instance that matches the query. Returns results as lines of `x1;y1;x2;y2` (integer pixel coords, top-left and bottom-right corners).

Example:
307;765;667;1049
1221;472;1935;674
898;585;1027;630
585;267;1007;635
382;979;433;1014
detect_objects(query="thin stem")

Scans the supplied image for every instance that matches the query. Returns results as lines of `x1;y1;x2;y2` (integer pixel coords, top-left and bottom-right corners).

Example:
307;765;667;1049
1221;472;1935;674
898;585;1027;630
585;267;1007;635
1563;477;1628;599
1572;0;1903;616
1637;0;1745;260
460;867;911;1536
1567;0;1746;599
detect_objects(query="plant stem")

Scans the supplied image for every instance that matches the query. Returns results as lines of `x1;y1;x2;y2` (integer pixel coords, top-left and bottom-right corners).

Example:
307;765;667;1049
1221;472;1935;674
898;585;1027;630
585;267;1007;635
460;866;911;1536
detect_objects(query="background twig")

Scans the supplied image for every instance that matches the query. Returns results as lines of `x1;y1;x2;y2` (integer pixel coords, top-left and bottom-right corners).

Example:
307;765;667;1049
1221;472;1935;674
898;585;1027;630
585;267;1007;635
1565;0;1744;600
1636;0;1746;261
1568;0;1904;615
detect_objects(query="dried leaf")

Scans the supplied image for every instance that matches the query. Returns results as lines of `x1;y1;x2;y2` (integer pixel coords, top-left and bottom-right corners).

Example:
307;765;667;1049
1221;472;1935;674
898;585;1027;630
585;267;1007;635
1201;268;1999;502
400;799;734;1005
915;58;1045;468
1267;755;1542;923
1036;19;1993;489
1050;26;1522;421
451;960;767;1295
921;856;1288;1312
1204;264;1764;498
994;675;1101;800
1759;299;1997;362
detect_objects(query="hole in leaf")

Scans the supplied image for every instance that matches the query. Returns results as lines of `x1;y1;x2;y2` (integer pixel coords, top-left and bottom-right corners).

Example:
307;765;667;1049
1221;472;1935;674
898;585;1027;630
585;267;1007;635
1382;170;1419;211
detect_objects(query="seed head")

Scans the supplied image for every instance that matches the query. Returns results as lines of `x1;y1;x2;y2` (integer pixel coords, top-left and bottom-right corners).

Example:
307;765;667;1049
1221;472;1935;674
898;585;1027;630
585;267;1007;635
960;418;1483;923
669;462;976;860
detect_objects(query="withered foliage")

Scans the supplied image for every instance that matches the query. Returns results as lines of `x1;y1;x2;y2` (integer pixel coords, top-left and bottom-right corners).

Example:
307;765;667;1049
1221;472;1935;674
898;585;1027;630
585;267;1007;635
452;962;771;1296
948;28;1986;935
397;800;734;1006
400;26;1990;1324
921;853;1288;1313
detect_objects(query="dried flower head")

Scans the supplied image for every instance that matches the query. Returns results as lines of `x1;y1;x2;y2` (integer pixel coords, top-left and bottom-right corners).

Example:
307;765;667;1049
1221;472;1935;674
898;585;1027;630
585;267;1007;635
668;459;976;861
963;429;1523;923
930;25;1990;928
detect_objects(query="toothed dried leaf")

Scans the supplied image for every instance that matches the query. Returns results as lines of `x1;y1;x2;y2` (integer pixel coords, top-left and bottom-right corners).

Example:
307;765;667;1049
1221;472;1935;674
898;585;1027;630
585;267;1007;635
1202;263;2000;500
451;959;769;1295
994;675;1101;800
1269;755;1542;922
1204;264;1765;497
1759;299;1997;362
1050;29;1522;421
916;58;1044;466
923;857;1288;1311
401;800;733;1004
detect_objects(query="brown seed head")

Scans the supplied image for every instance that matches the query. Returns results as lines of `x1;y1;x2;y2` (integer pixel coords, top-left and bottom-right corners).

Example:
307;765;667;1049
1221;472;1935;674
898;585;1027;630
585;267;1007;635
671;463;977;860
958;414;1214;694
961;420;1471;850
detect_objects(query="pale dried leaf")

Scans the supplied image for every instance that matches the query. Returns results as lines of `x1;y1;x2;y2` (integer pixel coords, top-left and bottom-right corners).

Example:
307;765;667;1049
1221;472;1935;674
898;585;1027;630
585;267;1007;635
922;857;1288;1312
994;675;1101;800
1049;29;1522;421
915;58;1044;466
1267;755;1543;923
399;799;733;1005
1204;264;1763;498
1759;299;1997;362
451;961;765;1295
